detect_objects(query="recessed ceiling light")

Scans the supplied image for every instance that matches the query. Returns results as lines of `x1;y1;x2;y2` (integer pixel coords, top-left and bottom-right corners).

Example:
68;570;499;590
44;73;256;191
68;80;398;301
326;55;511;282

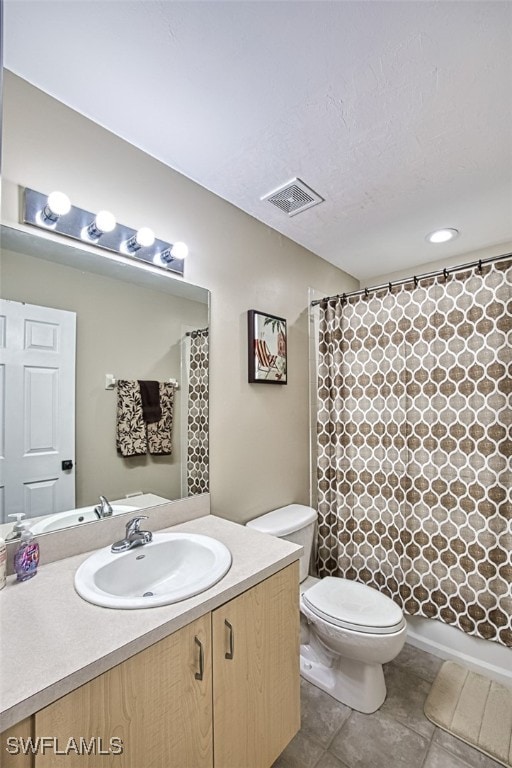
426;228;459;244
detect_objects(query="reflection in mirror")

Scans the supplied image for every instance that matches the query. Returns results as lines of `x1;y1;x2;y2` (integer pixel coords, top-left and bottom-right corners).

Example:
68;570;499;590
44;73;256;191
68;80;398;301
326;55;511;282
0;226;209;538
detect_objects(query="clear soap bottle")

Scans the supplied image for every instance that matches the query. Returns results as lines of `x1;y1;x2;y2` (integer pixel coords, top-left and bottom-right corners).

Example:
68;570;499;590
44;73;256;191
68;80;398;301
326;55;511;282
0;535;6;590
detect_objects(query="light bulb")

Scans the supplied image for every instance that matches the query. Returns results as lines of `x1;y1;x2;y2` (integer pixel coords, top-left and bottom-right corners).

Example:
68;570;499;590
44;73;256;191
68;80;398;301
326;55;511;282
126;227;155;252
153;241;189;267
86;210;116;239
87;211;116;240
95;210;116;233
42;191;71;222
136;227;155;248
171;241;188;259
426;228;459;244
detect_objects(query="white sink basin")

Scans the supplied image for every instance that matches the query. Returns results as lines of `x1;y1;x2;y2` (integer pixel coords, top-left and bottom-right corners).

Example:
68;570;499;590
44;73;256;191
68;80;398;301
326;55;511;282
74;533;232;609
30;504;137;534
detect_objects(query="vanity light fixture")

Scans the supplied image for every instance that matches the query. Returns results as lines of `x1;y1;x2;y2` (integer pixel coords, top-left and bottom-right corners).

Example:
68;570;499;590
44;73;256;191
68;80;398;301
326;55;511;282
22;187;187;277
426;228;459;244
41;191;71;223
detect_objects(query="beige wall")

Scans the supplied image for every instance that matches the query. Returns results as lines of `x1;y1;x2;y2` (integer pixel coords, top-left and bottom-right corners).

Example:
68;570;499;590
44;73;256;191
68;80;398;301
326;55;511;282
1;71;358;523
1;247;208;506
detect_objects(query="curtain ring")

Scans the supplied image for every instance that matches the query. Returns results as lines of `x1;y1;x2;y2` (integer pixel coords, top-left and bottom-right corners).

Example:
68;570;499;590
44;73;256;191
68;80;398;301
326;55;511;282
342;293;347;304
388;282;393;292
413;275;418;288
443;268;448;280
478;259;483;272
364;287;369;298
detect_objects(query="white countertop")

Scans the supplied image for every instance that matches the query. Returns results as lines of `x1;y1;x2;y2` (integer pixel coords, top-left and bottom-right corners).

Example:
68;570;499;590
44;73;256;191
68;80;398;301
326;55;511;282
0;515;301;731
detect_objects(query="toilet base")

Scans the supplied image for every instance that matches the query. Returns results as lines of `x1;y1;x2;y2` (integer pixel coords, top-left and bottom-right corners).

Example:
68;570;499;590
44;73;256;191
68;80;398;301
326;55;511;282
300;643;387;714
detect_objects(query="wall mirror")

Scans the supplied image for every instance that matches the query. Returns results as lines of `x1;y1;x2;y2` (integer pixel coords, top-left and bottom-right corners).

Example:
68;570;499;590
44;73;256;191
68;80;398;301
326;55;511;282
0;225;209;538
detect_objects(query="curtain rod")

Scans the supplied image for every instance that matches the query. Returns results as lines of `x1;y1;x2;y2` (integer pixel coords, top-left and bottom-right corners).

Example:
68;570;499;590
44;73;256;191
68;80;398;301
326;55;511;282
185;327;208;338
311;252;512;307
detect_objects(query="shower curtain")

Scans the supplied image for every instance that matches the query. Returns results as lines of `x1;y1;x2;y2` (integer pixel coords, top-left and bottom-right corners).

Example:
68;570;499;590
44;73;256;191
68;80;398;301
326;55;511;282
187;329;209;495
316;259;511;646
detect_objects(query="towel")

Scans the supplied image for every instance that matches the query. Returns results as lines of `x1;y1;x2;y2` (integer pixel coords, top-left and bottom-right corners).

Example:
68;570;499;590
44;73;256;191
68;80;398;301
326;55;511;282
138;380;162;423
116;380;147;457
147;382;174;455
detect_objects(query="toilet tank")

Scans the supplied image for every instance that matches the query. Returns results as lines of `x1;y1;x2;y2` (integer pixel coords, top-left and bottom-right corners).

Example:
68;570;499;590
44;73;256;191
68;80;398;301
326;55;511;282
246;504;317;583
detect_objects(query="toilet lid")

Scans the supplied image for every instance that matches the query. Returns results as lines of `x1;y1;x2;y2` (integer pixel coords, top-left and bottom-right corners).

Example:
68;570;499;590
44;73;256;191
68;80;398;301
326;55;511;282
302;577;405;635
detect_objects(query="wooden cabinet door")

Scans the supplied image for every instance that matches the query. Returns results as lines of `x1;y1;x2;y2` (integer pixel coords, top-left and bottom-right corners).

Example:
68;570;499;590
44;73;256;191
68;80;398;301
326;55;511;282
34;614;212;768
0;717;34;768
212;562;300;768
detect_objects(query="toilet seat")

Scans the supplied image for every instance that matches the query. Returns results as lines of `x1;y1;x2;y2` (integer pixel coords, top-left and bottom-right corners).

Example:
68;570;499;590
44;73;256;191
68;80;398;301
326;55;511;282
302;577;406;635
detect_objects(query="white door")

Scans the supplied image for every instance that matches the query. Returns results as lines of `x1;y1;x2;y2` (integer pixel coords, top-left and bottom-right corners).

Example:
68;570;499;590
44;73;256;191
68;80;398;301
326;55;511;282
0;300;76;523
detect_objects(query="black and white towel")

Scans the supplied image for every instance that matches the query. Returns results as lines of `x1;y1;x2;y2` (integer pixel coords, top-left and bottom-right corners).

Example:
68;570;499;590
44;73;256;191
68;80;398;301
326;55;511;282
116;380;174;457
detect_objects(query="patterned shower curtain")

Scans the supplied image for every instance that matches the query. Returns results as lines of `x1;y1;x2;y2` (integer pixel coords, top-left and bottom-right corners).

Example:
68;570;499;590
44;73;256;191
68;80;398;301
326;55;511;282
316;259;511;646
187;329;209;495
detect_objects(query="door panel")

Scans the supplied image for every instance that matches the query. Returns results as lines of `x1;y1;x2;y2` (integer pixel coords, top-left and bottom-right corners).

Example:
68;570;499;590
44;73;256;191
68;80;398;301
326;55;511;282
0;300;76;522
23;478;59;518
0;716;34;768
212;562;300;768
34;615;212;767
23;366;59;454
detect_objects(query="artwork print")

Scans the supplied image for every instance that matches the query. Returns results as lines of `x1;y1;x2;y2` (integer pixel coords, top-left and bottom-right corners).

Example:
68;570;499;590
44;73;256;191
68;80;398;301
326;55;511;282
248;310;287;384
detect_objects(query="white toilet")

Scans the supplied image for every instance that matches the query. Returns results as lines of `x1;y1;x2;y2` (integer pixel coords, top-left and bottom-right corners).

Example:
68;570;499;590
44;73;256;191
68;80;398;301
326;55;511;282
247;504;407;713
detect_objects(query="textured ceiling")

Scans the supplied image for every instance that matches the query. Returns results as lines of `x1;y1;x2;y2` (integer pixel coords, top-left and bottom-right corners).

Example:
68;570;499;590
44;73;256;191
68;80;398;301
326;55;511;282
4;1;512;280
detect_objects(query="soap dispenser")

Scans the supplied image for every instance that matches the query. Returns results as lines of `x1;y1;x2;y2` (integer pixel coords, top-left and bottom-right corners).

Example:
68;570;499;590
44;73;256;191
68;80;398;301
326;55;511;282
14;524;40;582
0;535;6;590
7;513;27;541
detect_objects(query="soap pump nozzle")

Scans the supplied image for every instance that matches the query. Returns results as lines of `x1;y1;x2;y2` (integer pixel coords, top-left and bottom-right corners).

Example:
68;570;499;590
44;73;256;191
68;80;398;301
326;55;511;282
7;513;27;541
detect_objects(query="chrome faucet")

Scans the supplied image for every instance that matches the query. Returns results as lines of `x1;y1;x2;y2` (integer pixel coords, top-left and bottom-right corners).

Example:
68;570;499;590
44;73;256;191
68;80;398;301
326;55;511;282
94;495;113;519
111;516;153;553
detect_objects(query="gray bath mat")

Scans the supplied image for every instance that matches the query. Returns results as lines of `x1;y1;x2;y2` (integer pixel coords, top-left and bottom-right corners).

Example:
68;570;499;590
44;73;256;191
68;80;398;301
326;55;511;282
424;661;512;767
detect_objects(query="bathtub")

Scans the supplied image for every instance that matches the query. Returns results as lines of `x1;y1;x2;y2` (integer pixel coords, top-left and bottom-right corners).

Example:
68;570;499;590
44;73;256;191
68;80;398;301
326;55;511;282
406;615;511;687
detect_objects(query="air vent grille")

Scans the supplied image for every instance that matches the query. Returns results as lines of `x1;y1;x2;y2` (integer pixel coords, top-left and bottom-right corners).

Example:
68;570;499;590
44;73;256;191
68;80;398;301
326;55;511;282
262;178;324;217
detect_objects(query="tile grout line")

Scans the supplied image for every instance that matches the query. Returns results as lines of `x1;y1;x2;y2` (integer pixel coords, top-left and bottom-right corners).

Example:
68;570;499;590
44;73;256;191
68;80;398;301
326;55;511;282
390;659;441;687
380;707;434;744
311;748;327;768
323;709;353;752
311;743;351;768
383;661;439;744
418;725;437;768
295;719;331;764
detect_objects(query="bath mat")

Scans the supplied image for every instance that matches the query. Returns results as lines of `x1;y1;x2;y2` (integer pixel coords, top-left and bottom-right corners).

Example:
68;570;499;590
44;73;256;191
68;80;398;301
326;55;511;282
424;661;512;768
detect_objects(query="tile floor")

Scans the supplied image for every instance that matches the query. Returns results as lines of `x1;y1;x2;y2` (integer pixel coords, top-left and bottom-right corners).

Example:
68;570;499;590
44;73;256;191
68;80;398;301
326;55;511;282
273;644;503;768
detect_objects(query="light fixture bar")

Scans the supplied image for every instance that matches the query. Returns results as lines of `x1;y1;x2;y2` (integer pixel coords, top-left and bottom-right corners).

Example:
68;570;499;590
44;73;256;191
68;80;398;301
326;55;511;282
22;187;186;277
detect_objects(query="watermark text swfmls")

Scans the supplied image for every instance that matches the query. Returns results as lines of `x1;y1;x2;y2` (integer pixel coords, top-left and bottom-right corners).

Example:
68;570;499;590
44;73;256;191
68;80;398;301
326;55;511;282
6;736;124;756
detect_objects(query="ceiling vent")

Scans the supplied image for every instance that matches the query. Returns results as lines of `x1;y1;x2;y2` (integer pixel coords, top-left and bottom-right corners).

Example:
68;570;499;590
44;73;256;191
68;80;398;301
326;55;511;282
262;178;324;217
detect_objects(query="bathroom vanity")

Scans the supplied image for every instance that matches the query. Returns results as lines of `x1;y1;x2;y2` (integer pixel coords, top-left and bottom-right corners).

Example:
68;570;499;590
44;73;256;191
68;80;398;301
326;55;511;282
0;515;301;768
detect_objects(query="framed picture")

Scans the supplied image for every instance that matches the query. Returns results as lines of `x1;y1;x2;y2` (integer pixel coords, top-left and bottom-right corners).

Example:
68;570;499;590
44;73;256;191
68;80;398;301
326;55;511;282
248;310;287;384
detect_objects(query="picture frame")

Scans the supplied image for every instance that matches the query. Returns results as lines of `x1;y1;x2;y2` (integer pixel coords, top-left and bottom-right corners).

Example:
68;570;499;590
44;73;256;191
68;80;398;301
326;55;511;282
248;310;287;384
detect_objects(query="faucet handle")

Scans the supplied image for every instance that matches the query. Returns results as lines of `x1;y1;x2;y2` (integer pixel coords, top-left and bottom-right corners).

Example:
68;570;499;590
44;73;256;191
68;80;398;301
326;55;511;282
125;515;149;536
